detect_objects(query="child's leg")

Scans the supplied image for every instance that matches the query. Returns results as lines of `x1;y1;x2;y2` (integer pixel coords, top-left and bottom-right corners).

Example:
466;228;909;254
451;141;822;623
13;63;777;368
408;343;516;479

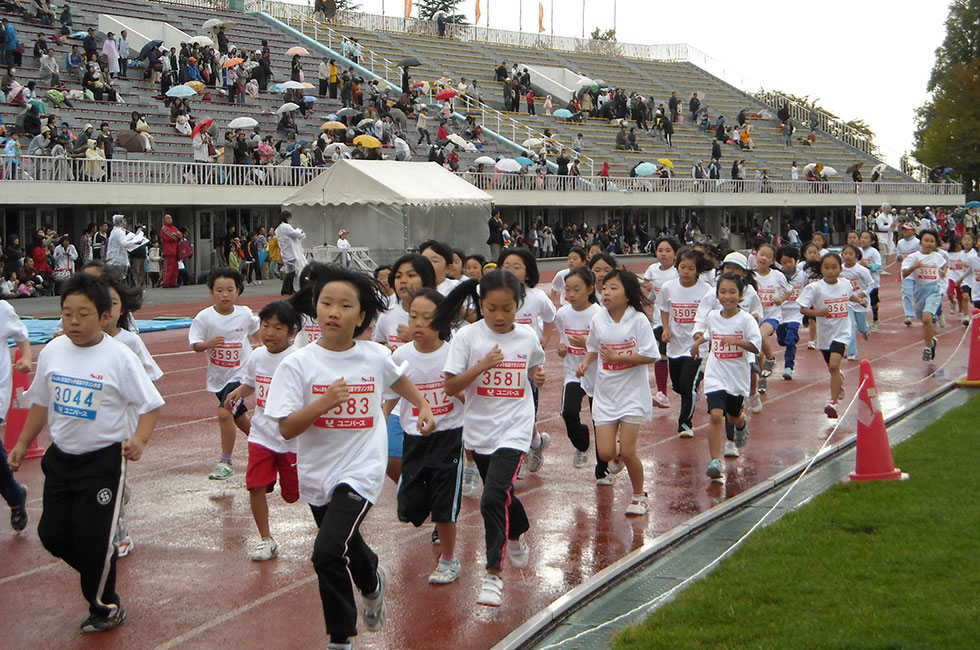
0;444;26;509
808;318;817;342
436;521;457;558
847;308;859;356
707;409;725;460
216;407;237;455
560;381;590;451
870;287;880;323
781;323;799;369
310;484;379;645
617;422;644;495
855;311;868;335
234;411;251;435
473;449;527;575
249;487;271;538
652;326;669;395
922;311;935;347
828;353;843;401
386;412;404;483
760;322;775;361
594;423;619;462
902;277;916;319
669;356;700;431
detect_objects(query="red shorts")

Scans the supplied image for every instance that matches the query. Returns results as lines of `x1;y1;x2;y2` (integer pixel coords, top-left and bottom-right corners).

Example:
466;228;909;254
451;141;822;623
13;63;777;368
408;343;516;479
246;442;299;503
947;280;962;301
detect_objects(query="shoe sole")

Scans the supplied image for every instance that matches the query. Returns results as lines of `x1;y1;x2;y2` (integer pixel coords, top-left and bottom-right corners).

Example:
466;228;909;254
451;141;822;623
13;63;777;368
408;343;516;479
81;607;127;633
824;405;838;418
363;565;389;632
477;596;502;607
706;464;723;480
625;507;647;516
677;430;694;439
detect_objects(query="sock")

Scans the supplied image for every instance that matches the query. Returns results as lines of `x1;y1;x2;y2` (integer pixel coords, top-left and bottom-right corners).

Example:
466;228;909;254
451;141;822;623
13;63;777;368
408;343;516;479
220;453;232;464
632;492;646;500
654;360;668;392
440;554;456;562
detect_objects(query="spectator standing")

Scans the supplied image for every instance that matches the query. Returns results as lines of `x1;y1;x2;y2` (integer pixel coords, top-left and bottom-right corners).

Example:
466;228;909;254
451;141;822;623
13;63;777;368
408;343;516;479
486;209;504;261
668;91;679;122
82;26;97;62
105;214;147;285
116;30;129;78
93;222;107;260
4;19;22;67
317;56;329;96
689;92;701;122
159;213;182;288
79;222;95;265
275;210;306;295
50;235;77;294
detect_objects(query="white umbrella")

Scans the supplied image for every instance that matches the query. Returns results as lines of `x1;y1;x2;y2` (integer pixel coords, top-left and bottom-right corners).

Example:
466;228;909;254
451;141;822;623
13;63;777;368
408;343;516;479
285;46;309;57
447;133;467;147
227;116;258;129
433;10;448;18
357;118;375;128
872;163;886;174
803;163;817;173
336;107;359;117
189;35;215;47
277;102;300;114
279;80;305;91
324;143;351;156
522;138;543;149
822;166;838;176
474;156;495;166
393;138;411;160
202;18;235;32
495;158;522;173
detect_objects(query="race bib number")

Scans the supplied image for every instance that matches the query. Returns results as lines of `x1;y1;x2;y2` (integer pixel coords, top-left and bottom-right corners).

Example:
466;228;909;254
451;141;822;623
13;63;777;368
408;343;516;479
51;374;103;420
917;264;938;281
564;328;589;356
825;297;849;319
758;289;775;307
671;302;698;324
711;334;743;360
601;340;636;371
386;334;405;350
413;380;454;417
255;374;271;408
478;361;526;398
514;316;534;326
209;342;242;368
848;277;860;292
312;382;375;429
787;286;802;302
301;324;320;345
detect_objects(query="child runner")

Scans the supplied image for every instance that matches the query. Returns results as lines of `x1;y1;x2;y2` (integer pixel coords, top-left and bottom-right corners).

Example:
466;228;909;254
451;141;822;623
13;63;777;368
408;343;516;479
550;246;587;306
811;232;830;256
691;273;761;481
188;267;259;480
419;240;460;296
556;267;601;468
265;264;435;650
753;243;791;393
463;254;486;280
960;233;978;316
384;289;465;585
224;301;302;562
372;254;436;351
858;231;883;331
840;244;874;360
655;247;715;437
801;242;821;349
895;222;921;326
588;253;618;301
437;270;546;607
798;252;866;417
642;237;679;409
500;248;556;474
577;269;659;514
8;274;164;632
945;235;971;325
775;245;807;379
901;229;948;361
0;300;31;532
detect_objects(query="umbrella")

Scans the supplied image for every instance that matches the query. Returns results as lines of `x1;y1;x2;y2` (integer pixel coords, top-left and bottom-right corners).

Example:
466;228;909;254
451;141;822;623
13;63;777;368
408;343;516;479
412;81;425;89
398;56;421;67
321;121;347;130
192;118;215;138
435;89;457;101
227;117;258;129
285;46;309;57
515;156;534;166
337;107;359;117
279;80;306;90
357;118;375;128
188;35;215;47
803;163;817;173
433;10;448;18
448;134;468;148
634;162;657;177
394;137;411;160
822;166;838;176
303;96;318;103
353;134;381;148
184;80;205;93
553;109;573;119
268;83;283;93
137;40;163;61
522;138;543;148
872;163;886;174
326;113;338;121
389;107;407;129
222;57;244;68
115;130;144;153
966;201;980;209
301;82;316;89
166;85;197;98
324;143;351;156
474;156;495;166
495;158;522;173
656;158;674;169
202;18;235;32
277;102;300;114
846;162;864;174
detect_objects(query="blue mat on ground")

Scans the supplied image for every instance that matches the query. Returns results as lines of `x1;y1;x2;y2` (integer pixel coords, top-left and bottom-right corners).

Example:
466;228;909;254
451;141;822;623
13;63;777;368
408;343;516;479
17;318;193;345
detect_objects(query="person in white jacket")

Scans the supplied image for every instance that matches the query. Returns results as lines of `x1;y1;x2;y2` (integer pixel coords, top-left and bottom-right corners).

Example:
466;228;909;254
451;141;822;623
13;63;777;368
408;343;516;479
274;210;306;295
105;214;148;286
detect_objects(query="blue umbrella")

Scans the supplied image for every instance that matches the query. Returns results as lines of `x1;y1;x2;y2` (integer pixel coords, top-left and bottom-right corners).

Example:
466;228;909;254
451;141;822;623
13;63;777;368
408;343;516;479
268;83;283;93
635;162;657;177
554;108;573;119
515;156;534;166
303;96;318;103
137;40;164;61
966;201;980;209
166;85;197;98
326;113;338;121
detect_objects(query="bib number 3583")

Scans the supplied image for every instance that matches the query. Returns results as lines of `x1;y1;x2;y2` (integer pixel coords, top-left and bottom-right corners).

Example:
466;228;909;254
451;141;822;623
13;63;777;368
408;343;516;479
313;382;375;429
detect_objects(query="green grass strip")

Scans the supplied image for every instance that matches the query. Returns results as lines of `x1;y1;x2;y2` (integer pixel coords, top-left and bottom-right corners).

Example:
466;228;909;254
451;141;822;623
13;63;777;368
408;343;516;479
615;393;980;650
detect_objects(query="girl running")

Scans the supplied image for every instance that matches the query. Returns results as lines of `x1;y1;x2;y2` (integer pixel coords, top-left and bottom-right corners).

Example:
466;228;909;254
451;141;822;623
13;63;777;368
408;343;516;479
437;270;546;608
643;237;679;409
961;233;979;314
945;235;971;325
802;242;821;349
655;247;715;436
551;246;587;306
753;243;791;393
858;231;883;331
840;244;874;360
895;222;921;326
901;229;948;361
775;246;807;380
811;232;830;256
691;273;761;481
577;269;659;515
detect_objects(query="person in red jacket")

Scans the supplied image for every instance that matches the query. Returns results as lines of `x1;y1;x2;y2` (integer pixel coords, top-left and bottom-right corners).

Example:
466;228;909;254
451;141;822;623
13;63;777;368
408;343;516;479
159;213;183;288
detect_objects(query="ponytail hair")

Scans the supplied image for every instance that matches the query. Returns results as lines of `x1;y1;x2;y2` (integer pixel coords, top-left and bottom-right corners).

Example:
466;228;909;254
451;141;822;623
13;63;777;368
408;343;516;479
411;288;451;341
675;246;715;275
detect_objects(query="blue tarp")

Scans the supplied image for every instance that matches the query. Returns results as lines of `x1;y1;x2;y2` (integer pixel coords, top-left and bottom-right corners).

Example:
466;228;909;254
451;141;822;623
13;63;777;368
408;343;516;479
16;318;193;346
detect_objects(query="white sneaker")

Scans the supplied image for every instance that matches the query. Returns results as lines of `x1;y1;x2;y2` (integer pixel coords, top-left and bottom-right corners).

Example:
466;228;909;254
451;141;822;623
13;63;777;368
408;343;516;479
653;391;670;408
724;440;740;458
477;573;504;607
938;312;947;328
807;341;817;350
677;424;694;439
507;534;530;568
361;564;389;631
625;493;648;516
526;432;550;472
516;458;527;480
428;557;462;585
596;472;615;486
846;353;858;360
116;534;134;558
607;456;625;474
870;321;879;333
208;460;234;480
749;393;762;413
572;448;590;468
250;536;278;561
460;463;479;497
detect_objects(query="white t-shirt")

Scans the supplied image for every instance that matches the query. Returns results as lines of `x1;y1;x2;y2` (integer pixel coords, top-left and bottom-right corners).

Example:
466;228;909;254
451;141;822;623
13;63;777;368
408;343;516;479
372;302;409;351
336;238;351;250
896;236;920;261
902;251;947;285
860;246;883;287
292;313;321;350
797;279;854;349
265;340;403;506
551;267;571;306
241;346;297;454
437;277;460;296
514;286;556;340
643;263;678;326
275;221;306;264
754;269;792;322
841;263;874;314
555;302;601;393
0;301;29;420
586;306;659;422
113;328;162;381
780;269;809;325
188;305;260;392
444;320;545;455
655;279;713;358
25;333;165;455
701;309;762;398
389;342;463;435
946;251;971;284
964;250;980;292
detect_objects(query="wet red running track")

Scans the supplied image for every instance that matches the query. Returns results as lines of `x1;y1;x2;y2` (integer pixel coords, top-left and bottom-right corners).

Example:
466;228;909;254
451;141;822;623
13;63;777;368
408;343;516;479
0;267;968;649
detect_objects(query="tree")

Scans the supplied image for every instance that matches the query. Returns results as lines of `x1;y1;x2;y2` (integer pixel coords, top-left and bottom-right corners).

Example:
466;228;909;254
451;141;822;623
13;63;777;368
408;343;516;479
417;0;467;23
915;0;980;196
589;27;617;41
584;28;619;56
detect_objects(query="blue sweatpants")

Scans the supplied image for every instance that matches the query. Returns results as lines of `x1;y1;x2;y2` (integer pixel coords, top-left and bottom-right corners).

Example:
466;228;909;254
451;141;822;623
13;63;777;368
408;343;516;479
902;277;916;319
776;322;800;369
847;308;869;356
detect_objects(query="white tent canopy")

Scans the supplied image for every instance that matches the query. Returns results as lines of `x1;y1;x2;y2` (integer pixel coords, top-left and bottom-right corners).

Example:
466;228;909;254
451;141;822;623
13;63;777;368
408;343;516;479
283;160;493;263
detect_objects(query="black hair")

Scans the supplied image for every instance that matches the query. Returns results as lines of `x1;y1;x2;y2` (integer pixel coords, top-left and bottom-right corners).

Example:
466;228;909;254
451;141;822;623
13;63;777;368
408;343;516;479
289;262;327;319
464;253;486;268
601;268;651;313
751;235;767;251
654;236;681;254
802;242;821;258
278;210;292;224
410;288;451;341
258;300;301;334
372;264;390;280
418;239;453;266
498;247;540;287
81;259;106;273
811;232;827;246
776;245;800;262
100;274;143;329
803;252;843;279
716;272;745;297
845;229;861;243
588;252;618;273
757;242;777;259
207;266;245;293
841;244;863;261
61;273;111;315
948;235;963;253
303;264;386;337
565;266;598;303
859;230;880;251
567;245;587;262
717;261;758;291
389;253;436;290
431;270;525;331
452;248;466;263
919;229;941;248
674;246;715;275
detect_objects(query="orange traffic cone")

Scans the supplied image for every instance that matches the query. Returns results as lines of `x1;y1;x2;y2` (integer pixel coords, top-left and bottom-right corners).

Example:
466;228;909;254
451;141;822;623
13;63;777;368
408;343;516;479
849;359;908;482
3;350;43;459
956;309;980;387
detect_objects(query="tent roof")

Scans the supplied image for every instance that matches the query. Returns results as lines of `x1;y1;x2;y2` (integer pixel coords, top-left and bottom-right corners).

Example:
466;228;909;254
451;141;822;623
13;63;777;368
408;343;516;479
283;159;493;207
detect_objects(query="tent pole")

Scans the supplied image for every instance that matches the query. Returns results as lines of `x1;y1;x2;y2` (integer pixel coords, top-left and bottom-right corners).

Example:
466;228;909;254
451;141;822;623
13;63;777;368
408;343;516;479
402;206;408;253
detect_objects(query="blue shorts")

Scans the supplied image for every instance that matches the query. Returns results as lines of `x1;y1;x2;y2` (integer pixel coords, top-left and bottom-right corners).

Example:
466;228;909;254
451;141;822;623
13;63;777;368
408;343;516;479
216;381;248;419
761;317;779;331
387;412;404;458
912;281;942;318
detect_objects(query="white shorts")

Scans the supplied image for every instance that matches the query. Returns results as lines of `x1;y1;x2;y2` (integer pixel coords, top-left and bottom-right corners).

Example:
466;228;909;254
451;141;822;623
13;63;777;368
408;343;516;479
594;416;645;426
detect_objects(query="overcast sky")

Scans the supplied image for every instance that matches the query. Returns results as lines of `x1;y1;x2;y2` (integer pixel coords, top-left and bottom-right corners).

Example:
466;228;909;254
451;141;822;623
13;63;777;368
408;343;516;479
297;0;951;164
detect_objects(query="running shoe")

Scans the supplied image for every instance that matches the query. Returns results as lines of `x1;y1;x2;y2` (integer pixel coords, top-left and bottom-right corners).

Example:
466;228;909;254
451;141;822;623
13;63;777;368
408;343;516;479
431;525;440;545
516;457;527;480
938;312;947;328
208;460;234;480
760;358;775;378
705;458;724;480
846;353;858;361
526;432;550;472
625;493;649;516
595;473;616;486
81;606;127;633
116;534;134;558
677;424;694;439
428;557;462;585
807;341;817;350
782;367;793;380
327;644;353;650
724;440;740;458
749;393;762;413
477;574;504;607
931;337;938;360
869;321;878;333
922;346;933;361
361;564;389;631
734;419;749;448
824;401;840;418
10;485;27;532
758;373;768;394
653;391;670;408
250;537;278;562
607;456;625;474
507;534;530;568
572;448;590;468
904;317;912;326
460;463;479;497
963;317;971;327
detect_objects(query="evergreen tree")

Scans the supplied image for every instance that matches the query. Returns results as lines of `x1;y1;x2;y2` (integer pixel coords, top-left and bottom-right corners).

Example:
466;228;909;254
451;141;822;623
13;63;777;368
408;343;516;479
417;0;466;23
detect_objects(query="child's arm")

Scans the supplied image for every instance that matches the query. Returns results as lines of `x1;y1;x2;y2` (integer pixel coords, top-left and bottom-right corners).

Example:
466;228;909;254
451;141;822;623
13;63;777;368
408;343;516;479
279;377;348;440
575;351;598;377
720;337;759;355
444;345;503;396
389;375;435;435
7;404;47;470
540;321;556;350
122;407;161;461
382;398;399;419
599;346;657;366
691;331;706;358
800;305;828;317
659;310;672;341
901;256;921;277
13;340;31;373
192;335;224;352
223;384;254;410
